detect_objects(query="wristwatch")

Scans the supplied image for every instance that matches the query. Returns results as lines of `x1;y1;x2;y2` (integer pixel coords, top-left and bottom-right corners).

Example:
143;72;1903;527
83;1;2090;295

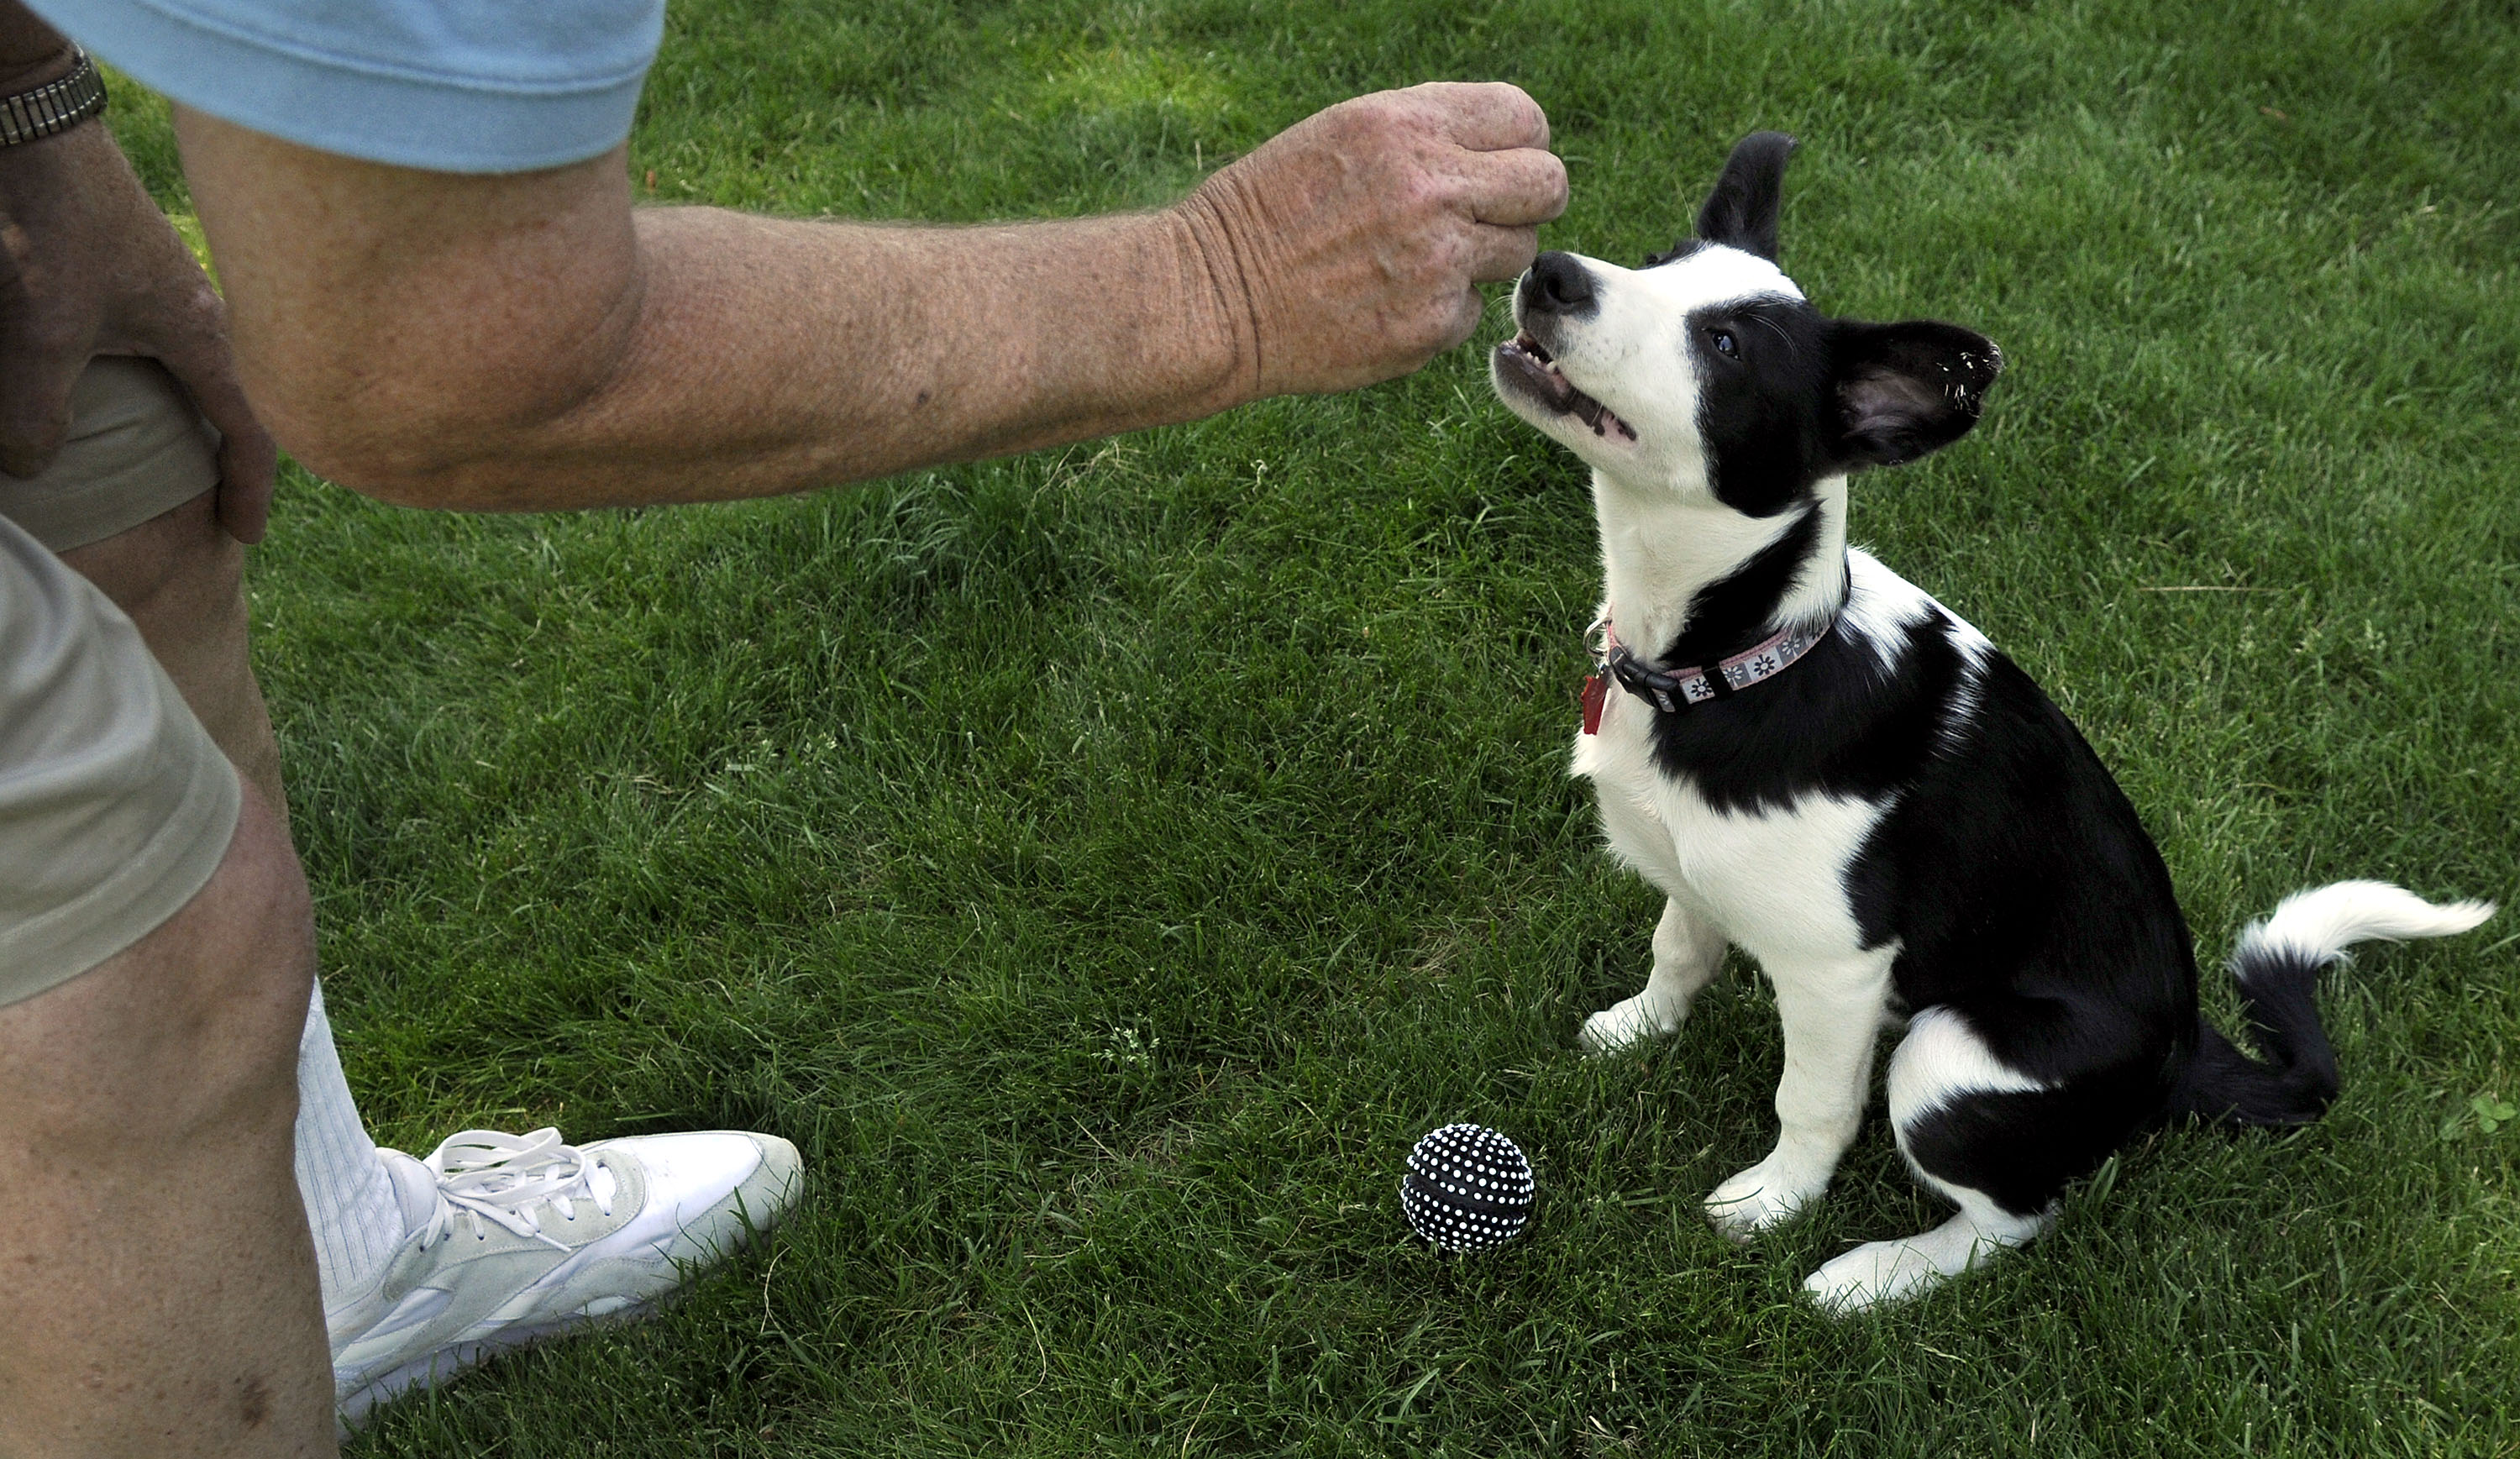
0;46;106;148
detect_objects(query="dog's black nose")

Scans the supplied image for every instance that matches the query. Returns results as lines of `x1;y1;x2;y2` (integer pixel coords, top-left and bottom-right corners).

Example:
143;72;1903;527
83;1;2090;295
1521;251;1597;315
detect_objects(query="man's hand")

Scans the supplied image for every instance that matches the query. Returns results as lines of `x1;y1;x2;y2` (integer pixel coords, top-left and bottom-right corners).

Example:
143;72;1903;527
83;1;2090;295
0;48;277;542
1173;82;1567;401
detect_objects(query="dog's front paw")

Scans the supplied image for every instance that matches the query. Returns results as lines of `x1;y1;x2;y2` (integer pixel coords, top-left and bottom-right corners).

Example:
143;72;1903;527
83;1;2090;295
1704;1155;1828;1241
1578;994;1683;1056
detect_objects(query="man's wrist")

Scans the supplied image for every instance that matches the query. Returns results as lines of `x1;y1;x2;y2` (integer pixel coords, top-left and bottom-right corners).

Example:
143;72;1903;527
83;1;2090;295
1159;186;1264;415
0;45;102;145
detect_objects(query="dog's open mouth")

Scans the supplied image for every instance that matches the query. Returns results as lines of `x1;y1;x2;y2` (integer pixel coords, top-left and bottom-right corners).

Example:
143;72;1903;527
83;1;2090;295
1494;334;1638;442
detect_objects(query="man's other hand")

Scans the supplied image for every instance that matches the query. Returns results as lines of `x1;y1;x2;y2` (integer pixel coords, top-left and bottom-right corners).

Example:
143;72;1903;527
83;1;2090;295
0;76;278;542
1172;81;1567;401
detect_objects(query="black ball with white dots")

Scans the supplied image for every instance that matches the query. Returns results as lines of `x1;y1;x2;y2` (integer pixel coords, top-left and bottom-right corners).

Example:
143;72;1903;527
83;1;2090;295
1400;1123;1536;1252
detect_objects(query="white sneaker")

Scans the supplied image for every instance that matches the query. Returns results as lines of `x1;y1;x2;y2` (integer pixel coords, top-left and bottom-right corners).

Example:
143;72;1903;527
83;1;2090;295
328;1126;802;1427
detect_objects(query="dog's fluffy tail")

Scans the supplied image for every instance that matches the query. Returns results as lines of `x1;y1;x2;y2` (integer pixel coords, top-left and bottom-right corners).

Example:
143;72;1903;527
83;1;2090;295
2170;881;2495;1127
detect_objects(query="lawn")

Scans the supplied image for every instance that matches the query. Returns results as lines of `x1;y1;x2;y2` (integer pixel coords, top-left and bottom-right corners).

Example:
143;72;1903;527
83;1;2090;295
112;0;2518;1453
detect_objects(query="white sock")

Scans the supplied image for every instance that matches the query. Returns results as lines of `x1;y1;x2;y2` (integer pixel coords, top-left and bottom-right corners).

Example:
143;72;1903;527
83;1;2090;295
293;982;412;1322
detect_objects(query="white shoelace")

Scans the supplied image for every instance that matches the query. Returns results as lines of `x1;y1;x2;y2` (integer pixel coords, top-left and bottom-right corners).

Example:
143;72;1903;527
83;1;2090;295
417;1128;619;1252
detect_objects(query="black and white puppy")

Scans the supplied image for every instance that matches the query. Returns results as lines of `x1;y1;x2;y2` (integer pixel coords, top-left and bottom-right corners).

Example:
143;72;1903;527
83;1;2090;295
1492;132;2495;1311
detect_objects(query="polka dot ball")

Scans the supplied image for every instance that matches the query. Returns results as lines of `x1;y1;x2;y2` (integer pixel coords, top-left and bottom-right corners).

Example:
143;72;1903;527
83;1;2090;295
1400;1123;1536;1252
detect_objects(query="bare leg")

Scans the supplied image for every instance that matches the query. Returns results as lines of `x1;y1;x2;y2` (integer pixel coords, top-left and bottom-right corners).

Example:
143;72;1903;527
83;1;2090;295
1580;897;1727;1053
60;491;418;1346
53;491;803;1432
41;459;798;1430
1704;952;1893;1239
0;790;337;1456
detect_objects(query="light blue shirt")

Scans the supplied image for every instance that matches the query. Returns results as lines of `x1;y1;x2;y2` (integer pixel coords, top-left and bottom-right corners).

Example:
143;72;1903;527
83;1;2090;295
27;0;662;173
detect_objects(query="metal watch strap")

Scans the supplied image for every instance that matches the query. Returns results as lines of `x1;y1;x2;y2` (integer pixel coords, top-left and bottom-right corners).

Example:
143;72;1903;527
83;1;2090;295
0;47;107;148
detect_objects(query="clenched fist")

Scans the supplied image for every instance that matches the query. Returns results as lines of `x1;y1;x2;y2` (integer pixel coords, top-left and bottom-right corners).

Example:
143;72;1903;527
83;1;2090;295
1170;81;1567;401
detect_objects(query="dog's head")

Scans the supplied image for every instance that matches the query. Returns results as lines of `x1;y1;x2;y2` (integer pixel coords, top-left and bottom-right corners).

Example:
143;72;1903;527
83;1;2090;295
1491;132;2002;517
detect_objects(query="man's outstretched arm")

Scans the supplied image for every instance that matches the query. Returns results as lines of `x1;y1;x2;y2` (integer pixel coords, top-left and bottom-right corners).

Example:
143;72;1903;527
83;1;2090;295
176;85;1565;513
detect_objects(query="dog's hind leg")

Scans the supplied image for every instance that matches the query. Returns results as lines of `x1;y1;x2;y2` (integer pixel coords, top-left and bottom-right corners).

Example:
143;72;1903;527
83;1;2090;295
1581;898;1728;1054
1803;1189;2045;1313
1705;950;1895;1238
1802;1005;2059;1311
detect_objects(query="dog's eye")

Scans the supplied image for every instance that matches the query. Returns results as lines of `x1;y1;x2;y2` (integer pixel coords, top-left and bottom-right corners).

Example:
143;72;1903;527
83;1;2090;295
1709;328;1740;360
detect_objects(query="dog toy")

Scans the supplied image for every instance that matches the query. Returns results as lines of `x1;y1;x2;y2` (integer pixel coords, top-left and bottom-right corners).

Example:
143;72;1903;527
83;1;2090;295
1400;1123;1535;1252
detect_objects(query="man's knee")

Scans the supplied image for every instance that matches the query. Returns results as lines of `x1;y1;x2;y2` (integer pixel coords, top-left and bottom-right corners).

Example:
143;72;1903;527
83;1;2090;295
0;790;313;1152
0;792;336;1459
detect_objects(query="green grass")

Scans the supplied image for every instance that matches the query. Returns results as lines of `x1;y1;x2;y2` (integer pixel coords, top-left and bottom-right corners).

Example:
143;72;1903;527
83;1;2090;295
111;0;2520;1452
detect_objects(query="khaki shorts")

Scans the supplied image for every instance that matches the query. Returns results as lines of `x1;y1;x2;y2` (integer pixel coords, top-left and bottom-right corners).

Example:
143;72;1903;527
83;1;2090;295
0;358;241;1006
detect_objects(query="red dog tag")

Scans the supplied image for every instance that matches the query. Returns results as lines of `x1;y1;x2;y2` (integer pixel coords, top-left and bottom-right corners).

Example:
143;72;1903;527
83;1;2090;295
1580;674;1607;735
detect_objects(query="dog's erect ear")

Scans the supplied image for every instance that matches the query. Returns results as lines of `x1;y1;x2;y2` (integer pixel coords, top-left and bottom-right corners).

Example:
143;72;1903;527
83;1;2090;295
1691;131;1796;261
1831;320;2004;468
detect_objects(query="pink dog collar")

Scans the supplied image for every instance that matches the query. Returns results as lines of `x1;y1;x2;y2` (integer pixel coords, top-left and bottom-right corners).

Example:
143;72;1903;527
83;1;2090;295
1582;614;1835;730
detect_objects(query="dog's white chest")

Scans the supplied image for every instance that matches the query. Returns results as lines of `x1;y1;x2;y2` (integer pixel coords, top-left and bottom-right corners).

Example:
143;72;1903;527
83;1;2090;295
1572;690;1887;963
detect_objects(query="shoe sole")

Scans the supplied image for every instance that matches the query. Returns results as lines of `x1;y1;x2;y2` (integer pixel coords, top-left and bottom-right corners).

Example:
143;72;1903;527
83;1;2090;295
336;1297;661;1430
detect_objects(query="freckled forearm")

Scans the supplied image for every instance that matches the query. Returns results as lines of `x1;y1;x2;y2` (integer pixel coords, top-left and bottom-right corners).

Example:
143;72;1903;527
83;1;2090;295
480;202;1251;511
182;108;1252;512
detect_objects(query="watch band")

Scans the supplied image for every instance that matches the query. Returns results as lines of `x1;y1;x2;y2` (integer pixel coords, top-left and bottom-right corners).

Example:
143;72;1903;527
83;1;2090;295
0;47;107;148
